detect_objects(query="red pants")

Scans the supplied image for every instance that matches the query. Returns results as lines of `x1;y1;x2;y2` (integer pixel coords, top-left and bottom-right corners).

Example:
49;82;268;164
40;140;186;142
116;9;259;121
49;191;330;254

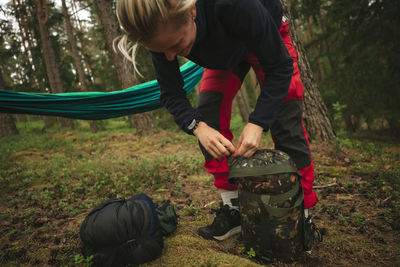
196;22;318;209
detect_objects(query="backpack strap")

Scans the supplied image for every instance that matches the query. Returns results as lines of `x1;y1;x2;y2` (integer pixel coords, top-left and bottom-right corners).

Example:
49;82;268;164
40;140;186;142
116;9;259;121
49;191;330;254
229;164;301;179
242;181;304;218
262;180;300;204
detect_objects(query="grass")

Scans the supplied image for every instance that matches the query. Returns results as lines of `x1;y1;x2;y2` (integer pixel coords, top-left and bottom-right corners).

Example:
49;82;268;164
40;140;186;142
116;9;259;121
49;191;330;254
1;117;239;265
1;116;400;266
143;235;260;267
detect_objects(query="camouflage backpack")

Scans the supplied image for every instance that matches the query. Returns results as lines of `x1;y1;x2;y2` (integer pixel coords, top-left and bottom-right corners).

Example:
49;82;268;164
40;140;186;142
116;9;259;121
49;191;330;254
228;149;304;263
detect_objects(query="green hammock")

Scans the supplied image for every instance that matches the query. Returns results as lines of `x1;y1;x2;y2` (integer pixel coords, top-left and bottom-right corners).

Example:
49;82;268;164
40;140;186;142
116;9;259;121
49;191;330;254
0;61;204;120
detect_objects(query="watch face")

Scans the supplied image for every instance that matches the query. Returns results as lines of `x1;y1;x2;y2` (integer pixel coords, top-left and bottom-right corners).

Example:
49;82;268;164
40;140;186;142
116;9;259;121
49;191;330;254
188;119;197;130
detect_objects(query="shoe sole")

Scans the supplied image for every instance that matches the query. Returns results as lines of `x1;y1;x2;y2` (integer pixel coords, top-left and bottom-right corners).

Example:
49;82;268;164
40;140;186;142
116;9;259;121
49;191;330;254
212;226;241;241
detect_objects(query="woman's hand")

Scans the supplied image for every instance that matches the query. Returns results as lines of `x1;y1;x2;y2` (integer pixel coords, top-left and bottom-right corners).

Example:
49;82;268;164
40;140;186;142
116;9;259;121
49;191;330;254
231;122;263;158
194;121;235;159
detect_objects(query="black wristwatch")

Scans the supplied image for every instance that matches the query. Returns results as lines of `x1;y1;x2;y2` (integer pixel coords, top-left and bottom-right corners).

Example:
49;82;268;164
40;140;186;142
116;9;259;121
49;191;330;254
187;118;200;133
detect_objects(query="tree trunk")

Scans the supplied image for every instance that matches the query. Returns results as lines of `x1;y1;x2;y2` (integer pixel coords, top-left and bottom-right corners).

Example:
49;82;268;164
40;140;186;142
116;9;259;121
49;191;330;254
13;0;40;90
388;118;400;136
281;0;335;142
317;6;337;78
0;68;19;137
36;0;74;129
248;69;260;98
61;0;88;91
0;113;19;137
345;114;361;133
61;0;97;132
93;0;156;135
235;84;251;123
307;16;325;82
70;0;95;86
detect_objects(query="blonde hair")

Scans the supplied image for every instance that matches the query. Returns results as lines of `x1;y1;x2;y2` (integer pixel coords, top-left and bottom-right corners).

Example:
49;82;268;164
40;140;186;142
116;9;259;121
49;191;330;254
115;0;196;75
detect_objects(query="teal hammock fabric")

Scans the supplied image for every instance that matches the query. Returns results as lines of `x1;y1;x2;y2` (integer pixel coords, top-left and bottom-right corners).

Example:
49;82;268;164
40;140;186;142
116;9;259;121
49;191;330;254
0;61;204;120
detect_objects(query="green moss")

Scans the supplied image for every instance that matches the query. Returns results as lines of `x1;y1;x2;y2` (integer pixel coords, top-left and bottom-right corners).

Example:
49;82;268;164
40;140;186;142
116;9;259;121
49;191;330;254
142;235;261;267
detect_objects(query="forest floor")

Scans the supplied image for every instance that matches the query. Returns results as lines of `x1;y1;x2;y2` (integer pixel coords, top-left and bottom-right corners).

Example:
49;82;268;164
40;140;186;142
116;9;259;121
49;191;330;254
0;119;399;266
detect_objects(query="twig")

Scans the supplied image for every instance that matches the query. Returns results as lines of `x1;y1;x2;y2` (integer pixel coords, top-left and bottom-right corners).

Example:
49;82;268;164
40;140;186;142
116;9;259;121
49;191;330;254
204;201;216;208
382;196;392;204
314;183;338;189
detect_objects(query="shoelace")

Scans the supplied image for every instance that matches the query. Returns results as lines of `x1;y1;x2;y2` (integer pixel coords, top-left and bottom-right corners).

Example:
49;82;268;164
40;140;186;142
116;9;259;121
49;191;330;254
208;204;231;225
205;202;227;227
211;204;230;214
305;216;323;243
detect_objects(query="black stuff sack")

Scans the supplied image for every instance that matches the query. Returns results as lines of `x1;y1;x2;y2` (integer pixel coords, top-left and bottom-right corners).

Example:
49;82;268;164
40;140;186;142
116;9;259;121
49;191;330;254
79;194;178;267
228;149;305;263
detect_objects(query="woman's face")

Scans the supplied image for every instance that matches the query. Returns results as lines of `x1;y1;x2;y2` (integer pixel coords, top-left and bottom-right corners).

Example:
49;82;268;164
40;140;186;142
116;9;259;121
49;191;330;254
143;6;197;61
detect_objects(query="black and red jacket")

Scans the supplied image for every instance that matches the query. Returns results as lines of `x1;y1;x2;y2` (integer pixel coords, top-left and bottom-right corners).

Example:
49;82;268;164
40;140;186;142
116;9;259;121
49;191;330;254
151;0;294;134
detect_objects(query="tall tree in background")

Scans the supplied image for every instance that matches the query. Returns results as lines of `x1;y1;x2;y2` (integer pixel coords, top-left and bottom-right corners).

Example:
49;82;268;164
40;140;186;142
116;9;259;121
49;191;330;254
69;0;120;92
325;0;400;133
93;0;156;135
0;11;19;136
0;67;18;137
235;85;251;123
281;0;336;141
61;0;88;91
12;0;40;90
290;0;400;134
61;0;98;132
35;0;73;128
70;0;95;86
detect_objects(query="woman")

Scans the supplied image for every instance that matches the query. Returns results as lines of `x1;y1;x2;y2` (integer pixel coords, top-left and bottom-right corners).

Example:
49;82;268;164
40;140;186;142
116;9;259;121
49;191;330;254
116;0;318;242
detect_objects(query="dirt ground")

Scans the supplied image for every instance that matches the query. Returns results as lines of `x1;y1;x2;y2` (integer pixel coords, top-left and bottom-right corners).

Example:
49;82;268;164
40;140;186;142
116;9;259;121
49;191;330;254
1;131;399;266
144;142;400;266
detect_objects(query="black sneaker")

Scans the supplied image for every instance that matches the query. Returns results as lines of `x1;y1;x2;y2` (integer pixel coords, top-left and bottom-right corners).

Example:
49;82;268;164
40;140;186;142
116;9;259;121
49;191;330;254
197;205;241;241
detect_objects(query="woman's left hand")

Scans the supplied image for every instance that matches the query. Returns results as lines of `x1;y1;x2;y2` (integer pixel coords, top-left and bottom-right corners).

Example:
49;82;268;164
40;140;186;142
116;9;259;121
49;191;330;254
232;122;263;158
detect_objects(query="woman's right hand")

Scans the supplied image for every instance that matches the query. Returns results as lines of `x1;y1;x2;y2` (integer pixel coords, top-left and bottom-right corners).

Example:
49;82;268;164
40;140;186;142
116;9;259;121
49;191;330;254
193;121;235;159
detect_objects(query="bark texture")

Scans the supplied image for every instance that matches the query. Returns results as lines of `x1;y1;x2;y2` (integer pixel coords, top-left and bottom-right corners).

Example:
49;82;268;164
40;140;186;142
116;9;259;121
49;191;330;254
13;0;40;90
93;0;156;135
61;0;88;91
61;0;97;132
281;0;336;141
0;113;19;137
0;68;19;137
248;69;260;97
235;85;251;123
36;0;74;128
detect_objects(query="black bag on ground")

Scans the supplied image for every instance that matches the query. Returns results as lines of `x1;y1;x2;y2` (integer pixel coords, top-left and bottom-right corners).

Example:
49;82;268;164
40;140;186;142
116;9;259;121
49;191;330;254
228;149;305;263
79;194;178;267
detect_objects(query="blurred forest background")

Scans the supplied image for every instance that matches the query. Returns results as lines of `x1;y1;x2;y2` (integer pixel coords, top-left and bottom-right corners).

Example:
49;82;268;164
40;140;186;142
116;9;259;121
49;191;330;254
1;0;400;266
0;0;399;137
